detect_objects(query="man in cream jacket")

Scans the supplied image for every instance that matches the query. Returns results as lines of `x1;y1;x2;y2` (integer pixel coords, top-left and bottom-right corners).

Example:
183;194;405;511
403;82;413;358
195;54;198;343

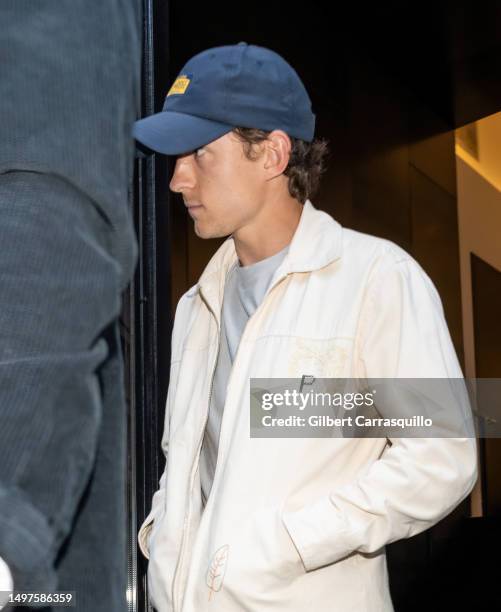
132;43;478;612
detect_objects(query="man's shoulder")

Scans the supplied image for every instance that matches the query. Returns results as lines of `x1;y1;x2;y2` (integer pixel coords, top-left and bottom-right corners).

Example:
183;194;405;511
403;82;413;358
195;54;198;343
338;224;439;298
339;224;441;309
174;283;200;318
340;224;413;268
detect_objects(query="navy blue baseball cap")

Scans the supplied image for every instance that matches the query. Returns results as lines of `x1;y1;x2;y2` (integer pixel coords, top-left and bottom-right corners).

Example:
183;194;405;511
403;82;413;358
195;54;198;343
133;42;315;155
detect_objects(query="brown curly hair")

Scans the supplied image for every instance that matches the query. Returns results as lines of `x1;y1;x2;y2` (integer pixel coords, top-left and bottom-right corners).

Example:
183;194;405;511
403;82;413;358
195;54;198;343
232;127;330;204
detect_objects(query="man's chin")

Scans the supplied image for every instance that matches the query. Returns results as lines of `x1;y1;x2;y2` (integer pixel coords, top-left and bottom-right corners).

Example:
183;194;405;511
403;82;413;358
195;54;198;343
194;224;230;240
193;223;209;239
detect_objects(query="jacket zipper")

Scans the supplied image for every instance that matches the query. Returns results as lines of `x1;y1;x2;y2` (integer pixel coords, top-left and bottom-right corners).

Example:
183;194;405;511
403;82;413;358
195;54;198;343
172;290;221;611
203;268;292;492
172;263;291;610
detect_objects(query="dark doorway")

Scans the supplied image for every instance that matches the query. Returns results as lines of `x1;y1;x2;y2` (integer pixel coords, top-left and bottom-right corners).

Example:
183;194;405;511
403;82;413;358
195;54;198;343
127;2;501;610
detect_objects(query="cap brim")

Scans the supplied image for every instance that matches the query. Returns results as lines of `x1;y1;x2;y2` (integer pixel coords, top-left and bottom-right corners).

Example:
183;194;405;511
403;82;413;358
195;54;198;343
132;110;234;155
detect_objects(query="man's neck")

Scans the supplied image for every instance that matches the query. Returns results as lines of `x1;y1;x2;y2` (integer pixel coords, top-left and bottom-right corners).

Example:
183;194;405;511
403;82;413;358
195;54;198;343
233;198;303;267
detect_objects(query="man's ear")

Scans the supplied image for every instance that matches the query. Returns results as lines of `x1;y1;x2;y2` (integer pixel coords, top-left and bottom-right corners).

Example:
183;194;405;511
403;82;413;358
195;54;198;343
264;130;292;177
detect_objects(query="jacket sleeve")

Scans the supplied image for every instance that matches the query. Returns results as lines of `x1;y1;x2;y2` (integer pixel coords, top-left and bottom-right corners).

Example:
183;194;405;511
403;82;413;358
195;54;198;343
282;249;478;572
0;556;13;608
137;297;185;560
137;470;167;560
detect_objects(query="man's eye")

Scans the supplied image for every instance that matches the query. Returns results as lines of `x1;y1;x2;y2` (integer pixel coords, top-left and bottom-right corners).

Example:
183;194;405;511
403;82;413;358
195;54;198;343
195;147;206;157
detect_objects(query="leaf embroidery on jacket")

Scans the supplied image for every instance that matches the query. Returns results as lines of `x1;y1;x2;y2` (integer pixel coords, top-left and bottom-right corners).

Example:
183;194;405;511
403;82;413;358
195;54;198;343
206;544;229;601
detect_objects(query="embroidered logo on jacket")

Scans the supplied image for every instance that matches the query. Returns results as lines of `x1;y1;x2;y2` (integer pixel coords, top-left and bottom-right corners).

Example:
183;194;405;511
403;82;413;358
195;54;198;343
287;337;350;378
206;545;229;601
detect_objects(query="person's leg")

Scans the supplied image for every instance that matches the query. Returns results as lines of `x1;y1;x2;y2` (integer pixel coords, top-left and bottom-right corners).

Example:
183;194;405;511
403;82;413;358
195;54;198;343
0;172;132;608
0;1;141;609
56;319;130;611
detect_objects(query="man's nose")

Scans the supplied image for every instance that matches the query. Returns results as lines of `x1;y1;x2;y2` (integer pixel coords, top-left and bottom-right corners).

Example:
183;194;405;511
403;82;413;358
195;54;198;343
169;156;196;193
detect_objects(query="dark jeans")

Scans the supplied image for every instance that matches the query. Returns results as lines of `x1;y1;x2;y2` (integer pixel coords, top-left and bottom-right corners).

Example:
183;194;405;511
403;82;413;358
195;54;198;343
0;2;141;610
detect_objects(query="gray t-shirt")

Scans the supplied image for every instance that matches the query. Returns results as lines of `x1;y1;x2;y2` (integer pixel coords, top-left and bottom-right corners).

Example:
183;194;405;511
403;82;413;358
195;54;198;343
199;243;290;506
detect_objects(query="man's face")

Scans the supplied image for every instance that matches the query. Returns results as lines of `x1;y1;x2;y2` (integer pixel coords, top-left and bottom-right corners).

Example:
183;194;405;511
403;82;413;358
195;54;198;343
169;131;267;239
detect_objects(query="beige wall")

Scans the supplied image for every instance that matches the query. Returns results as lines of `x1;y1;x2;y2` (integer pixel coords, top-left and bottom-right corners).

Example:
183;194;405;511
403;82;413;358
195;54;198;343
455;127;501;516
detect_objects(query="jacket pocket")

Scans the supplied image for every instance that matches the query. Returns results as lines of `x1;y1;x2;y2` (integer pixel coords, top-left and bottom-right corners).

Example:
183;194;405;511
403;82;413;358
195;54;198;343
210;506;305;605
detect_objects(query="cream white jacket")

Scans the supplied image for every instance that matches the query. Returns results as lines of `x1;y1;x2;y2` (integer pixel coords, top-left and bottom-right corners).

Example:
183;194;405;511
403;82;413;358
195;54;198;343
138;199;478;612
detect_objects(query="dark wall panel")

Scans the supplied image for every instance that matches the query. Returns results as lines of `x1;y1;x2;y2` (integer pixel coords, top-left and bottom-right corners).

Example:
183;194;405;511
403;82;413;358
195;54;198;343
471;253;501;517
132;2;501;611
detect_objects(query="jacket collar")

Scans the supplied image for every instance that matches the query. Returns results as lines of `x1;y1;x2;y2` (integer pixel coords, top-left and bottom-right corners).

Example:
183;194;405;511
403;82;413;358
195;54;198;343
191;199;343;315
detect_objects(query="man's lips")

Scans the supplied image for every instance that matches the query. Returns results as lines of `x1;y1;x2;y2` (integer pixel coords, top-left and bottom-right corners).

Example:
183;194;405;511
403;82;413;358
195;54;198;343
185;202;203;216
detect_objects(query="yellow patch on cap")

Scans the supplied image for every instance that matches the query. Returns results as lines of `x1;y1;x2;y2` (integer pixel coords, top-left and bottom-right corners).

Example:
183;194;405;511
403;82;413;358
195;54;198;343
167;75;191;96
